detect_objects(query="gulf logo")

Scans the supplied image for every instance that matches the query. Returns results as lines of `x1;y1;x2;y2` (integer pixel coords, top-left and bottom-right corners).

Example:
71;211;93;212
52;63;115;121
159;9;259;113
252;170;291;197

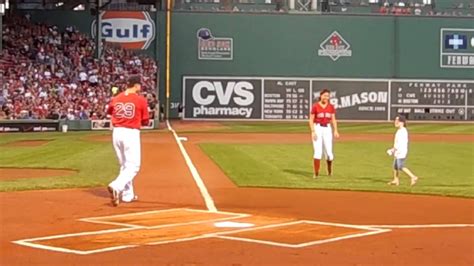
91;11;156;50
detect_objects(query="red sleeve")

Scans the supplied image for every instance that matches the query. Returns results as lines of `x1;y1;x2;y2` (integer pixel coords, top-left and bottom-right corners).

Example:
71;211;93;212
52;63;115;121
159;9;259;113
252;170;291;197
310;104;317;115
106;98;115;116
141;97;150;126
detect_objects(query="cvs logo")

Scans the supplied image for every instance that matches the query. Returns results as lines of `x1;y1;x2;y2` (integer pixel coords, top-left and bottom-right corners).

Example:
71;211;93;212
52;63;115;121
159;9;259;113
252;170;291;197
91;11;155;50
193;81;255;106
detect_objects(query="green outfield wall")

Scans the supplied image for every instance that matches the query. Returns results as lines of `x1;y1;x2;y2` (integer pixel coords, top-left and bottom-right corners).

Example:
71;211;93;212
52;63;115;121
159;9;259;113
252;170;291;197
18;11;474;118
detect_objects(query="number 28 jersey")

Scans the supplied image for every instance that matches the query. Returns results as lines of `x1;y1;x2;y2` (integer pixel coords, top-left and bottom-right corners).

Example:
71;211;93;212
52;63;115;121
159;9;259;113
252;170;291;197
107;92;150;130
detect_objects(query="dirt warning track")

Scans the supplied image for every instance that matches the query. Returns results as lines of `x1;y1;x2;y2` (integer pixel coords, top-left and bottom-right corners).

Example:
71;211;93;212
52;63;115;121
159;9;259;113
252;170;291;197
1;126;473;265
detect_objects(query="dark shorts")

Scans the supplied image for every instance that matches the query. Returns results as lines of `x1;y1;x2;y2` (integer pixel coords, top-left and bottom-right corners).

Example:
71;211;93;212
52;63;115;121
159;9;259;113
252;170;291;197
393;158;406;170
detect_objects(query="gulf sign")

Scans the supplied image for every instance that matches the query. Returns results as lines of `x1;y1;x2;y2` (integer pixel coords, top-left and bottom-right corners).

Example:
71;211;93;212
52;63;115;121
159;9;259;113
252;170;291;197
91;11;155;50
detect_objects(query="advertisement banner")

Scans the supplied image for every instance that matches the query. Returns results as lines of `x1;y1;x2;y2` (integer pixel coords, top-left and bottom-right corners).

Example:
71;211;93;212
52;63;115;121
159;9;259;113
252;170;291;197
312;80;389;120
183;77;262;119
91;11;156;50
91;120;155;130
0;121;59;133
183;76;473;121
197;28;233;60
440;28;474;68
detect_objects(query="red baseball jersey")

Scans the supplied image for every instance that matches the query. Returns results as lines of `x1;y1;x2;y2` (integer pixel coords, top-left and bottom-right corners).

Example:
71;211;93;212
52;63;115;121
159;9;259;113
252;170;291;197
311;102;335;124
107;92;149;130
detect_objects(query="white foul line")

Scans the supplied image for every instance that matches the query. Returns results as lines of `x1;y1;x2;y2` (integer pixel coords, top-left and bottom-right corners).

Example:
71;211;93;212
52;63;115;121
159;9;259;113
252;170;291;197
166;120;218;212
366;224;474;229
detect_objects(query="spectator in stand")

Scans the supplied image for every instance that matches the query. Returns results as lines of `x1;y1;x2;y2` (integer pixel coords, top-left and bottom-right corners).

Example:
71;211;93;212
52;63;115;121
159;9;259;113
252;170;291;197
0;14;158;121
379;2;390;14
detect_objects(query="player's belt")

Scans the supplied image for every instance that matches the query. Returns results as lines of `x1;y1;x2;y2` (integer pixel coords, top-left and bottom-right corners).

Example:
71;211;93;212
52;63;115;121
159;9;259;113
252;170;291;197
317;123;328;127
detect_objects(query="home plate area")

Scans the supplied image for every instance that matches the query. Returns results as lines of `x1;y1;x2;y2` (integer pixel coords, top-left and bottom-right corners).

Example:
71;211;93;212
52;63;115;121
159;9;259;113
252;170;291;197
13;209;390;255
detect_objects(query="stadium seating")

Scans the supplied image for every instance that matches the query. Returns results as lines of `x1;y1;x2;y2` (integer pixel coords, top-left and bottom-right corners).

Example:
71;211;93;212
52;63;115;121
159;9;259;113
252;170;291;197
0;15;158;120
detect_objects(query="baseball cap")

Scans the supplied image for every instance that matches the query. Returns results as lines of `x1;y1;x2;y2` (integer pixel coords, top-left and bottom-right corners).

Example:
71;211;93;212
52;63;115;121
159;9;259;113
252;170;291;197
396;114;407;125
127;75;141;87
397;114;406;122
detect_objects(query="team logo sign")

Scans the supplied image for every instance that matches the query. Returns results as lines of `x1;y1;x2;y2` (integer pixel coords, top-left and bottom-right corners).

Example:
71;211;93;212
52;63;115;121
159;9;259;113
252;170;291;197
197;28;233;60
91;11;155;50
440;28;474;68
445;34;467;50
318;31;352;61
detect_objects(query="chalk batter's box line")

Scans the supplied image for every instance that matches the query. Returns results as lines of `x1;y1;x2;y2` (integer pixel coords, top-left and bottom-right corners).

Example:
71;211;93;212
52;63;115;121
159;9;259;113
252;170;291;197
14;234;217;255
365;224;474;229
214;228;391;249
18;208;471;255
79;208;250;229
210;220;391;249
12;239;137;255
13;220;300;255
12;208;252;255
14;219;389;255
15;208;250;241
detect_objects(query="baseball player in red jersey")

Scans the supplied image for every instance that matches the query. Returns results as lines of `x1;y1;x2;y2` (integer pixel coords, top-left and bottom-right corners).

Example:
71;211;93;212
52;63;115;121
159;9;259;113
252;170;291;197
309;89;340;178
107;75;149;207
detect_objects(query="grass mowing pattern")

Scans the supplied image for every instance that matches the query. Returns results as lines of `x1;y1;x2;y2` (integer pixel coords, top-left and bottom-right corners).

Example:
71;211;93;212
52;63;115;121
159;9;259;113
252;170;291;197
0;132;116;192
200;141;474;197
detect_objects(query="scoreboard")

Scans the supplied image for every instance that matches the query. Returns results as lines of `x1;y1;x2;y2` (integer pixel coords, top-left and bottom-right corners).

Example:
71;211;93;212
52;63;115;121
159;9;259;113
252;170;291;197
263;80;310;120
391;81;474;121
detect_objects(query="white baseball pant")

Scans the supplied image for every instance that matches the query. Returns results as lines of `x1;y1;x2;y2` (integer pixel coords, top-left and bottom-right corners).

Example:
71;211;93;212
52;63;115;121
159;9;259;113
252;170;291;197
109;127;141;202
313;124;334;160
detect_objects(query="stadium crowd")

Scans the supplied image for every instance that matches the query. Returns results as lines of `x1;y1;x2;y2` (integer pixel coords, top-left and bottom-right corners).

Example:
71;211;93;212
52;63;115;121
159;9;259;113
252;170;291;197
0;15;158;120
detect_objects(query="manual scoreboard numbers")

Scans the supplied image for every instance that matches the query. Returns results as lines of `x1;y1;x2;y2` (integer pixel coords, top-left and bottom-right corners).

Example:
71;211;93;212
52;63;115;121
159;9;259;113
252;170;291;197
263;80;310;120
391;81;474;121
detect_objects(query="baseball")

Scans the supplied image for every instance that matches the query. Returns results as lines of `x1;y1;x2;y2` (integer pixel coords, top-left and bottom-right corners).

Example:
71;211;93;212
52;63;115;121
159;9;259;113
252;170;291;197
386;149;394;156
111;86;119;95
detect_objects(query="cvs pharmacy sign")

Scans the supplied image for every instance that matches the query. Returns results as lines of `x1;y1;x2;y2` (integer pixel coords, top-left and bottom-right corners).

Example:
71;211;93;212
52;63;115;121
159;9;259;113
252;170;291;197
192;81;255;106
183;77;262;119
92;11;155;50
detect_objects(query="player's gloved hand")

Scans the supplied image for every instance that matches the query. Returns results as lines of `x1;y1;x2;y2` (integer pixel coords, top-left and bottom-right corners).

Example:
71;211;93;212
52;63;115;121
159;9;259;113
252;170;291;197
386;148;394;156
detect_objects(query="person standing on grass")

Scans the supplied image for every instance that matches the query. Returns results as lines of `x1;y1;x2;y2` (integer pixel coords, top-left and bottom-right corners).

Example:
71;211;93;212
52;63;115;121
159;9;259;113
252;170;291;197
387;115;419;186
309;89;340;178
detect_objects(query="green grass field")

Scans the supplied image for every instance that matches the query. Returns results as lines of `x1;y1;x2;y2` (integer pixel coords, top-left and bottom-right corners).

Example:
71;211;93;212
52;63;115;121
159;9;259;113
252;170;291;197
200;141;474;198
0;132;117;192
181;122;474;134
1;122;472;196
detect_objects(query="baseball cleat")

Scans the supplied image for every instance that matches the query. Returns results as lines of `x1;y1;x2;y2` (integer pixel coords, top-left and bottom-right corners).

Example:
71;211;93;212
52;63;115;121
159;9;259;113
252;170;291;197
313;172;319;179
388;180;399;186
122;195;138;203
108;186;120;207
410;177;418;186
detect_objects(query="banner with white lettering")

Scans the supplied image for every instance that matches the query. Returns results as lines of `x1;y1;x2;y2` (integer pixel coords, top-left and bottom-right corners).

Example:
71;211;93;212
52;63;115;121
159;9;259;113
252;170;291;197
0;121;59;133
183;76;473;121
91;120;155;130
312;80;389;120
183;77;262;119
